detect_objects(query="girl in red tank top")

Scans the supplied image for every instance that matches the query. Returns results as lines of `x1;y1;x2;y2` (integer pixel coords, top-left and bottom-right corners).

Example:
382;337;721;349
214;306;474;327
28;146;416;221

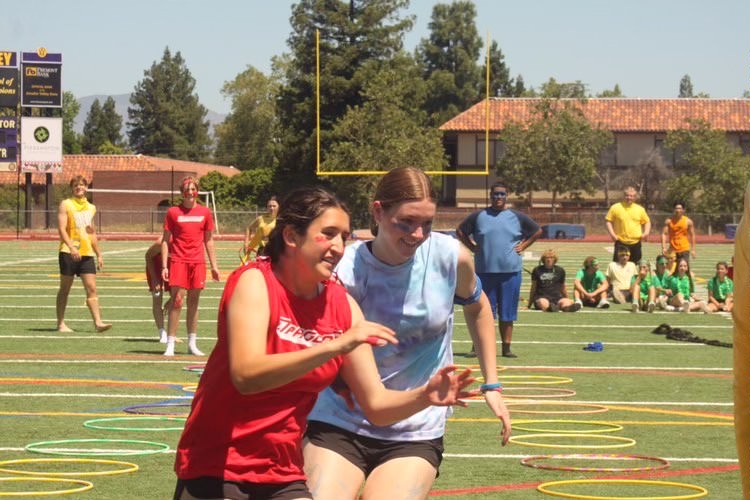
172;187;477;500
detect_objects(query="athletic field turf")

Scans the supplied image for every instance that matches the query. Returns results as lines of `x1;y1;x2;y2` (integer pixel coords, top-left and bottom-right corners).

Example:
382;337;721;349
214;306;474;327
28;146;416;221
0;239;738;498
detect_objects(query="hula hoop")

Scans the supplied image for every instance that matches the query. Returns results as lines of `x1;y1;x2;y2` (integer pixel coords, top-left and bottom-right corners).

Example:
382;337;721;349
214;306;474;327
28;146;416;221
477;375;573;385
513;420;623;434
182;384;198;393
509;433;636;449
502;387;577;399
122;402;191;416
0;477;93;496
506;402;609;415
0;458;139;477
537;479;707;499
83;416;186;432
25;438;170;457
182;364;205;373
453;364;508;372
521;453;670;473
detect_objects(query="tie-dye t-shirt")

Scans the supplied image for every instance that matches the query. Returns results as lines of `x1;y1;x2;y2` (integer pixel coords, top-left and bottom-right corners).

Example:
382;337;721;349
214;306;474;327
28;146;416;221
308;232;459;440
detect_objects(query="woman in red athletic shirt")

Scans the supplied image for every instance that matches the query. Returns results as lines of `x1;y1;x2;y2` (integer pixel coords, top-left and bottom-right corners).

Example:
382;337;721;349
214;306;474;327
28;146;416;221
172;187;475;500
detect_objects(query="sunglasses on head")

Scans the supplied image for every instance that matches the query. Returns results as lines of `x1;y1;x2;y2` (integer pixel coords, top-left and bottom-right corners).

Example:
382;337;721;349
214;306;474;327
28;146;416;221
491;191;507;199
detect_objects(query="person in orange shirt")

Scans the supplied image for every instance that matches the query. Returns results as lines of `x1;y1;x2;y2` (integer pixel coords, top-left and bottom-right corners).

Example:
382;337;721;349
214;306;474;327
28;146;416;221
661;201;696;262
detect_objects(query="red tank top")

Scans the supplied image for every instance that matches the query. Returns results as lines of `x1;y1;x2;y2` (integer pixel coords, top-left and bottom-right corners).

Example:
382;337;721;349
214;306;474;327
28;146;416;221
174;259;351;484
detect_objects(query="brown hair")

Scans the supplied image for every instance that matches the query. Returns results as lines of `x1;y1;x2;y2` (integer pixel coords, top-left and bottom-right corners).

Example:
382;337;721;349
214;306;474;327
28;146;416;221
370;167;435;236
540;248;558;265
264;186;349;264
180;176;199;193
69;175;88;188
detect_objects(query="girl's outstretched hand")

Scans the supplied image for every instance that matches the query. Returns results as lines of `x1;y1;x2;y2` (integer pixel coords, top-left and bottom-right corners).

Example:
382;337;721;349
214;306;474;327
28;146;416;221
424;366;478;407
335;320;397;354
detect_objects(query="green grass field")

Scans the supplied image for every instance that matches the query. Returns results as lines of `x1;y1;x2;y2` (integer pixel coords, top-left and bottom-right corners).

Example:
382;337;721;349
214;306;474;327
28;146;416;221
0;239;738;499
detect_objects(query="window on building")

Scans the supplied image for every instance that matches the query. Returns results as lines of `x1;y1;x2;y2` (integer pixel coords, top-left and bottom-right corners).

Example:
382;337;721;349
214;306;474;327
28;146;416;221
475;138;502;167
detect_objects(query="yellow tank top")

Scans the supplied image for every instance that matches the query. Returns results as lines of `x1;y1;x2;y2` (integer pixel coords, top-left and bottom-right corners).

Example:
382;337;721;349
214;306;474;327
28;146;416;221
667;215;690;253
59;197;96;256
247;215;276;250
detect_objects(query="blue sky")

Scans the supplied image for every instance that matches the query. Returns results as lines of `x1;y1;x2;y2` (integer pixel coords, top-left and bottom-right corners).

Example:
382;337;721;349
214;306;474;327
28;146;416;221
4;0;748;114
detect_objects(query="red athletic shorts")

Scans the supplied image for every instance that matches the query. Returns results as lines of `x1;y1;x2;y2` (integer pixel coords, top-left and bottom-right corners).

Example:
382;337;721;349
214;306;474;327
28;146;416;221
146;255;170;292
168;261;206;290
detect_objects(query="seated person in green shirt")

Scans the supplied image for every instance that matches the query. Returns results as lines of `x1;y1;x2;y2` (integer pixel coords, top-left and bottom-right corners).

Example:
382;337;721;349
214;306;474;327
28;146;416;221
573;256;610;308
629;260;656;313
706;260;734;313
667;258;710;313
652;255;673;310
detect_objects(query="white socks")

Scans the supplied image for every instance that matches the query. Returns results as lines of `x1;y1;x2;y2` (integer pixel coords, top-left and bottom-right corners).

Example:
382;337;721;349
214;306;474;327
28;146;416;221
188;333;204;356
163;337;175;357
158;329;168;343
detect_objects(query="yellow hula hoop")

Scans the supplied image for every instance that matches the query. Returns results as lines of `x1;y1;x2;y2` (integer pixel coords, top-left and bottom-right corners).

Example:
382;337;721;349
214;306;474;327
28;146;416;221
477;375;573;385
453;364;508;372
512;419;623;434
502;387;577;399
536;479;707;500
182;384;198;393
0;476;93;497
509;433;636;449
506;402;609;415
0;458;138;477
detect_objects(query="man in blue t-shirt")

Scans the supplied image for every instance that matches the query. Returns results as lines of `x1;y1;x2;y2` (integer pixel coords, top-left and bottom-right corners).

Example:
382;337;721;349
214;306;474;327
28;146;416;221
457;181;541;358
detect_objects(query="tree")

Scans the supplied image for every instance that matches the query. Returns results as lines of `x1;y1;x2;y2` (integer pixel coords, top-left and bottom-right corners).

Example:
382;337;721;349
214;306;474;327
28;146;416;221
597;84;624;97
498;100;613;210
128;47;211;161
539;78;587;98
479;40;521;98
324;55;447;225
62;91;81;154
417;1;482;126
214;65;279;170
663;118;750;217
197;168;274;210
679;74;694;97
276;0;413;186
83;97;125;154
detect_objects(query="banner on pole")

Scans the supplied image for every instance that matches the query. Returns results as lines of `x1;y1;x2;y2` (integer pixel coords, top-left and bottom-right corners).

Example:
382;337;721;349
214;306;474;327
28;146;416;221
0;51;18;108
21;49;62;108
20;117;62;173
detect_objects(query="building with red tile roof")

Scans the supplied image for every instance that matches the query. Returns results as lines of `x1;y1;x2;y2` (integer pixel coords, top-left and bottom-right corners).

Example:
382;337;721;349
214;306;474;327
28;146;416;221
439;98;750;207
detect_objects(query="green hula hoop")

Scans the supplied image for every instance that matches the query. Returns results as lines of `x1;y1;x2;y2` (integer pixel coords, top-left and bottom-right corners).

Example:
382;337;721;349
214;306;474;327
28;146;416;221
0;458;138;477
83;416;186;432
0;477;93;497
537;478;707;500
513;419;623;434
509;433;636;449
25;438;170;457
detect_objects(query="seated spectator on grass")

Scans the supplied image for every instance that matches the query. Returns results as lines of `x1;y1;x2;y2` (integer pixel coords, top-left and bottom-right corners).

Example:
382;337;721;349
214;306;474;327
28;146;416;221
630;260;656;313
573;256;610;308
667;258;710;313
606;247;637;304
652;255;673;310
706;261;734;313
528;249;580;312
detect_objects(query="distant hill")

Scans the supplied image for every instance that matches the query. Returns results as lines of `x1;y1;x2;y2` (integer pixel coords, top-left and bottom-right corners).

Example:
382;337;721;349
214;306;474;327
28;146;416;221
73;94;226;135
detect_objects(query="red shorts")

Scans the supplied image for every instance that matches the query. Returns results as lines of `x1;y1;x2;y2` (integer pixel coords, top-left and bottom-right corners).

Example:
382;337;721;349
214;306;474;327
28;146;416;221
168;261;206;290
146;255;170;292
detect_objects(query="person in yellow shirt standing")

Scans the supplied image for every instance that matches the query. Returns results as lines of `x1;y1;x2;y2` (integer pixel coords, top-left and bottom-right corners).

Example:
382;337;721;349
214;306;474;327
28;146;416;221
241;196;278;264
605;186;651;263
661;200;696;262
56;176;112;333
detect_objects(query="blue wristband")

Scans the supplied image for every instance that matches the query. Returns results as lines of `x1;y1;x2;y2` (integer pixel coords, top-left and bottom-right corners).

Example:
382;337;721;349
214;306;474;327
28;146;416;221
480;382;503;393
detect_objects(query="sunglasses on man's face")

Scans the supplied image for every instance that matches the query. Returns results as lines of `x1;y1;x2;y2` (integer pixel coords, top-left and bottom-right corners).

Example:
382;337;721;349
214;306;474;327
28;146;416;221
491;191;507;199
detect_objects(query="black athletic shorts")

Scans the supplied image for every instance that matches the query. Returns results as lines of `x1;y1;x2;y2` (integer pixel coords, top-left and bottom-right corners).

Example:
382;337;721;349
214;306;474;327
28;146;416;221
59;253;96;277
173;477;311;500
305;420;443;476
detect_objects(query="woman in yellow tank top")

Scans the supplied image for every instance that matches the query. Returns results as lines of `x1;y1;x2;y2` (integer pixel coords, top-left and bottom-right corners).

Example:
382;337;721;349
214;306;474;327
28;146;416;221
242;196;279;263
661;201;696;260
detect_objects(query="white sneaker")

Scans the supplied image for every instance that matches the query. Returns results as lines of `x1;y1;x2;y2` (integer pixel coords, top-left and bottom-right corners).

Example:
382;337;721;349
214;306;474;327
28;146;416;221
597;298;610;309
681;302;690;313
158;329;168;344
665;305;676;312
631;302;639;313
163;342;175;357
647;302;656;313
188;333;205;356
